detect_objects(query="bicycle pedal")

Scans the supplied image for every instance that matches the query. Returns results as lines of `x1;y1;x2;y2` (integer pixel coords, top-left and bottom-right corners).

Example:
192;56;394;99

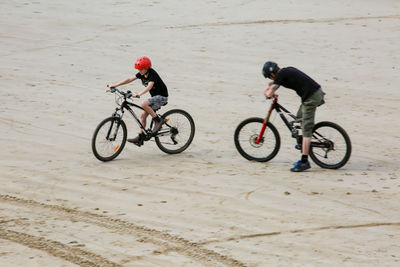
132;139;144;146
143;135;152;141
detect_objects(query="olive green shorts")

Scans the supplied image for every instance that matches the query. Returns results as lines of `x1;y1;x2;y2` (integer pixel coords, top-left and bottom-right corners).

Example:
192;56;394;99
297;89;325;137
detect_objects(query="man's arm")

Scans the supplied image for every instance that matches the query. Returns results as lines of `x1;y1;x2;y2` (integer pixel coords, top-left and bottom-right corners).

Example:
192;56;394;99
264;83;280;98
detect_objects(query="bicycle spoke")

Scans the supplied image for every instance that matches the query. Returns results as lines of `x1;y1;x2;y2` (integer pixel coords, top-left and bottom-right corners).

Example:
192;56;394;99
310;122;351;169
155;109;195;154
92;118;127;161
234;118;280;162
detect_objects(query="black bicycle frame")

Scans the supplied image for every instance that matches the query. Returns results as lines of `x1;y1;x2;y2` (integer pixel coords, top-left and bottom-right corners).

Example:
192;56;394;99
258;96;330;150
274;101;298;132
116;99;149;131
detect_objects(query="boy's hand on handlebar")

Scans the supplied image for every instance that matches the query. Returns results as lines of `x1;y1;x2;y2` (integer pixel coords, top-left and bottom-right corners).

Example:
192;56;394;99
106;84;116;92
132;93;140;98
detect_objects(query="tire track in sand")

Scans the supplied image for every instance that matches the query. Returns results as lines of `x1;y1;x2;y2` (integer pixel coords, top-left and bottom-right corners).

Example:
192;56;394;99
199;222;400;245
0;194;246;267
167;14;400;29
0;228;121;267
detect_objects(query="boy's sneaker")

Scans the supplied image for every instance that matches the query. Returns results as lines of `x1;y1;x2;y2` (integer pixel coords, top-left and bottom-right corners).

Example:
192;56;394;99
127;133;144;146
290;160;311;172
152;116;165;134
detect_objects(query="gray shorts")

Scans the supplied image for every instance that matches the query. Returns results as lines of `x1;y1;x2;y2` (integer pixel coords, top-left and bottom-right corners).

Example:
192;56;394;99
149;95;168;111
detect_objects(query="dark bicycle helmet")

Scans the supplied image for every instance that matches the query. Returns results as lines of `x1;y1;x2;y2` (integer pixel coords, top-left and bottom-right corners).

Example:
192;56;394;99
262;61;279;78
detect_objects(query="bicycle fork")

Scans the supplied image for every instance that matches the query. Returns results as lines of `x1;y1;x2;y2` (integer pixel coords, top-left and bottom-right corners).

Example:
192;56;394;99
106;119;121;142
255;100;276;144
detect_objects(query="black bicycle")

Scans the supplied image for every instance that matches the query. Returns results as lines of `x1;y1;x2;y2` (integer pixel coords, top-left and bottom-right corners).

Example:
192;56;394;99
92;87;195;162
234;95;351;169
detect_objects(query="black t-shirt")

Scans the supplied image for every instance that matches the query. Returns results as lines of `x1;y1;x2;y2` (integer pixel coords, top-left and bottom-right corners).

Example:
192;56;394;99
136;68;168;97
274;67;320;101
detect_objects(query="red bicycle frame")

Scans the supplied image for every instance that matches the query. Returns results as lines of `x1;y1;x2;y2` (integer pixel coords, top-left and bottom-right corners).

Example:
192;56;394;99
255;95;298;144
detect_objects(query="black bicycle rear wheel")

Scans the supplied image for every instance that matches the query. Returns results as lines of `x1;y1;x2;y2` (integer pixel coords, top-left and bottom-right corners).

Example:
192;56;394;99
92;117;127;162
155;109;195;154
234;117;280;162
309;121;351;169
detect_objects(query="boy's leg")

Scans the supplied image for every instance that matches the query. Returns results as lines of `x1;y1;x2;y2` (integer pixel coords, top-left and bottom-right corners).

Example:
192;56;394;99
142;97;167;133
140;110;150;130
141;100;157;119
127;110;149;145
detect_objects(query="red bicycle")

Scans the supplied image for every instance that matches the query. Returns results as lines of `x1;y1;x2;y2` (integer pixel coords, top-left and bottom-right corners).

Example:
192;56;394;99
234;95;351;169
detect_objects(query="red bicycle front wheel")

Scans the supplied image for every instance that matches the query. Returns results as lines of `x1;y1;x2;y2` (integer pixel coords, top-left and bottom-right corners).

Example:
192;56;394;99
234;117;281;162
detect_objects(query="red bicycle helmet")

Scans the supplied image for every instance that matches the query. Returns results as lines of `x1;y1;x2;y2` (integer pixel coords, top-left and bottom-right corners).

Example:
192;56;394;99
134;56;152;69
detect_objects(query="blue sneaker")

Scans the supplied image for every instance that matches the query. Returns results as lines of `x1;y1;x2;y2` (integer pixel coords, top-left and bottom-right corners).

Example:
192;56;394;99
290;160;311;172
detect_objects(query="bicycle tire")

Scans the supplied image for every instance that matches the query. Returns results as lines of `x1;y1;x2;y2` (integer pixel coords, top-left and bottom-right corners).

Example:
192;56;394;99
92;117;127;162
234;117;281;162
155;109;195;154
309;121;351;169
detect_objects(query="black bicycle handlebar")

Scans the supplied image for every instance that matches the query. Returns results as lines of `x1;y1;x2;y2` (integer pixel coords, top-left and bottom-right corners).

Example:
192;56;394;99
106;85;140;99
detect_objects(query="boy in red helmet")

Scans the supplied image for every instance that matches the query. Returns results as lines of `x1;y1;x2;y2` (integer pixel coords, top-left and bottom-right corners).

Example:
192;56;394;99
109;56;168;146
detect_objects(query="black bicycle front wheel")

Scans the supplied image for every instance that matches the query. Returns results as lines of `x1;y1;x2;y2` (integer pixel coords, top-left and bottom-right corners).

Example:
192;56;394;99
92;117;127;162
234;117;281;162
309;121;351;169
155;109;195;154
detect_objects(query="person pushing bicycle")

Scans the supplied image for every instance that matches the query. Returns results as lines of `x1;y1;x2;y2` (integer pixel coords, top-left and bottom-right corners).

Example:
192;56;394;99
109;56;168;146
263;61;325;172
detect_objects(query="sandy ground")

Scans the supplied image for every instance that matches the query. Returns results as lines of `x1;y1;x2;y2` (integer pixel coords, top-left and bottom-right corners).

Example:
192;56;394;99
1;0;400;266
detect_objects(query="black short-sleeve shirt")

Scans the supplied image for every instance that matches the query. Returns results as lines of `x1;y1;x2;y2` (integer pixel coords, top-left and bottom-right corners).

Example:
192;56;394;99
274;67;320;101
136;68;168;97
